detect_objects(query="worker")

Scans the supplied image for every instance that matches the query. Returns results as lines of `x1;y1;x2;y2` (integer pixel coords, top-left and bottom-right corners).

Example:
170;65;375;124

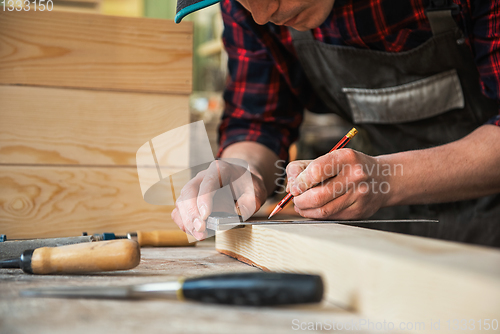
171;0;500;247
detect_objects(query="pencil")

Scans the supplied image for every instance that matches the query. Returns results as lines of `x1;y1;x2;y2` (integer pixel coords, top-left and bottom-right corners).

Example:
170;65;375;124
268;127;358;219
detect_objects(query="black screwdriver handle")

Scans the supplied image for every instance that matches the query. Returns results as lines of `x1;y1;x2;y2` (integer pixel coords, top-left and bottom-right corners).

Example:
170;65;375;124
181;272;323;306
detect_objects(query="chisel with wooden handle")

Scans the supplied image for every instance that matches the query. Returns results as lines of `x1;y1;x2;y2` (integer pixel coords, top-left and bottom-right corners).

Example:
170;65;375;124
127;230;195;247
93;230;195;247
21;272;324;306
0;239;140;274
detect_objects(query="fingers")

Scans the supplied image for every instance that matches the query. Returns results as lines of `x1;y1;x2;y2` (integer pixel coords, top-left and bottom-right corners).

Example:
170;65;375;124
285;160;311;193
197;162;221;221
294;190;356;220
174;158;265;238
171;208;185;232
288;149;389;220
175;173;207;240
293;177;347;210
290;149;355;196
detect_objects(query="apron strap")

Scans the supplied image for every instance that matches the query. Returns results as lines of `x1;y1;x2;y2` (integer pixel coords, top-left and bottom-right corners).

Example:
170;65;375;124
426;10;458;36
426;0;460;36
288;28;313;41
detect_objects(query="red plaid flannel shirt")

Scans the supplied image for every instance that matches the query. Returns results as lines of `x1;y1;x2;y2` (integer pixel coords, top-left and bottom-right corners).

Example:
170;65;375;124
219;0;500;161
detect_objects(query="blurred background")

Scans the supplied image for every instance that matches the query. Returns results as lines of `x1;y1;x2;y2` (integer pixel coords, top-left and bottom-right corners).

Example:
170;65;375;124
66;0;364;160
66;0;362;161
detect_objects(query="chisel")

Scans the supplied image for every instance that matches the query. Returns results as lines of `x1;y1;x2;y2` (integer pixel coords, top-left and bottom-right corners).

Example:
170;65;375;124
21;272;324;306
0;239;140;274
94;230;195;247
0;235;95;261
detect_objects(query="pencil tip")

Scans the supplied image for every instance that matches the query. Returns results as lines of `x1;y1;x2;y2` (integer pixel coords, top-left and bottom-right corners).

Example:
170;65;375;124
268;206;281;219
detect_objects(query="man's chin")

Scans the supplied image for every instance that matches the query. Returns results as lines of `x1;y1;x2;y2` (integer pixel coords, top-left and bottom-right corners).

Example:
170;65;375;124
289;24;310;31
289;19;323;31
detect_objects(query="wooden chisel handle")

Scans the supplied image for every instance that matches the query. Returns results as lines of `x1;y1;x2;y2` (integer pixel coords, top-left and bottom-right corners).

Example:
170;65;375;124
27;240;140;274
133;230;195;247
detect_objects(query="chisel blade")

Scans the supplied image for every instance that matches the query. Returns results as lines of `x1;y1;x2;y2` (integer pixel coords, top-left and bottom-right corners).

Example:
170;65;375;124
0;236;95;261
21;281;181;300
21;286;131;299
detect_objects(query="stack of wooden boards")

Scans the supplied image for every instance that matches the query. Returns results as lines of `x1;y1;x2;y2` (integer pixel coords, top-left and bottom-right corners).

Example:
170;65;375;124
0;11;192;238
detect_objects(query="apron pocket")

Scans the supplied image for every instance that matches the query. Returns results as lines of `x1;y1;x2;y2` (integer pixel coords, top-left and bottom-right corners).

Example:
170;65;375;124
342;69;464;124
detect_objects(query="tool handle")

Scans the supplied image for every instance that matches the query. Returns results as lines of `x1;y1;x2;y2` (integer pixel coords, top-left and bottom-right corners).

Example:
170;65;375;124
136;230;194;247
26;240;140;274
182;272;323;306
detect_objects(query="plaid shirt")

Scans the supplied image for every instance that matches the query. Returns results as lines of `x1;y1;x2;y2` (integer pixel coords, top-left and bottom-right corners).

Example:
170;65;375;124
218;0;500;161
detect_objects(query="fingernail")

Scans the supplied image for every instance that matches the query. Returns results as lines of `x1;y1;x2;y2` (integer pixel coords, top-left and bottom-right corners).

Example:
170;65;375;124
291;185;300;195
193;231;206;241
194;218;204;232
199;204;209;220
238;204;249;219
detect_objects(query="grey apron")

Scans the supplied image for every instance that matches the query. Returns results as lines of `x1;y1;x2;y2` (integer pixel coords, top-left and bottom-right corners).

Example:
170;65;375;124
289;4;500;247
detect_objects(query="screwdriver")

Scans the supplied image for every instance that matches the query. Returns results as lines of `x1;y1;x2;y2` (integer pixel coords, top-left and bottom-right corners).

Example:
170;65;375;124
90;230;195;247
0;239;140;274
21;272;324;306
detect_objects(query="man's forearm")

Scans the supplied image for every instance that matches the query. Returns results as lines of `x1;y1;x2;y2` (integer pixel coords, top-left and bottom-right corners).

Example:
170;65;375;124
221;141;281;196
380;125;500;206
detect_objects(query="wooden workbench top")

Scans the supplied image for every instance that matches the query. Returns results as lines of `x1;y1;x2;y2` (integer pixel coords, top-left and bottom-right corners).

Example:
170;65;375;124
0;240;358;334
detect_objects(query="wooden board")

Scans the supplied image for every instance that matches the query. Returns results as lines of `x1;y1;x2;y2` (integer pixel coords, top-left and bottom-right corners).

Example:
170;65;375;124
0;85;190;166
0;166;187;238
0;10;192;94
216;224;500;333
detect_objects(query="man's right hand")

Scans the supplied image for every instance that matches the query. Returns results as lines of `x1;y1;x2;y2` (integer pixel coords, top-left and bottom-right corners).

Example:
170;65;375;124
171;159;268;240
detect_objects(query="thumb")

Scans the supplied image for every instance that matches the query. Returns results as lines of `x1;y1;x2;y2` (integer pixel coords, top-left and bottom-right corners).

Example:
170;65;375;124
235;192;259;221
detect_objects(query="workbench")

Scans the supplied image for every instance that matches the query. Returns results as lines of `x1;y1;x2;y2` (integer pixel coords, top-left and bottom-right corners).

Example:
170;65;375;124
0;240;361;334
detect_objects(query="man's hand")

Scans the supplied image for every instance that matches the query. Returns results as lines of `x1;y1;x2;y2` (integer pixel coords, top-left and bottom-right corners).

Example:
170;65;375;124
171;159;268;240
286;149;392;219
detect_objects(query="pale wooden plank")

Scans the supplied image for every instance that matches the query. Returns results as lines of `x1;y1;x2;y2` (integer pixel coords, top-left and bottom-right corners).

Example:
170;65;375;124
216;224;500;333
0;85;190;165
0;166;188;239
0;11;192;94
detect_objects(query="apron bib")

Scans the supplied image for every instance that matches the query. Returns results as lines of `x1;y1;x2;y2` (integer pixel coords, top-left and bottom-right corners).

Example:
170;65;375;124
289;4;500;247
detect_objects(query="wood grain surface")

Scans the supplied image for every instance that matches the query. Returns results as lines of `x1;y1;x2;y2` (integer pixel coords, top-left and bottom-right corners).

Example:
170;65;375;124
0;165;186;238
216;224;500;333
0;243;366;334
0;10;192;94
0;85;190;165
